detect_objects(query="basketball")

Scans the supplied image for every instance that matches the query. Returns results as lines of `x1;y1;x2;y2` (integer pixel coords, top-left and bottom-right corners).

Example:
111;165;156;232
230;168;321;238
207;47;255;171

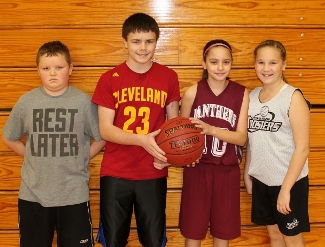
156;117;205;166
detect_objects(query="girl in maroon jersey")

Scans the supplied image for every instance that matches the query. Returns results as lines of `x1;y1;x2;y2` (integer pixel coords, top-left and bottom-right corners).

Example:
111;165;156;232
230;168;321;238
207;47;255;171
179;39;249;247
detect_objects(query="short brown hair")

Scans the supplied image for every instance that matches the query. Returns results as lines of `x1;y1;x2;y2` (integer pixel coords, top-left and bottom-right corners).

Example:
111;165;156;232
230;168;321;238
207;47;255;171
122;13;160;41
36;41;71;66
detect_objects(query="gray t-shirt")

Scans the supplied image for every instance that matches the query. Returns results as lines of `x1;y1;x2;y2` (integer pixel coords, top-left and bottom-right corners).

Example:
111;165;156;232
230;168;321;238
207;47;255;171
2;86;101;207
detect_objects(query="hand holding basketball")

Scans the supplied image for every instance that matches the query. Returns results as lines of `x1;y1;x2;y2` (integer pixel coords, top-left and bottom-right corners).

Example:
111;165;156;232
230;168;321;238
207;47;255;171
140;129;167;163
156;117;205;166
189;117;211;135
153;158;170;170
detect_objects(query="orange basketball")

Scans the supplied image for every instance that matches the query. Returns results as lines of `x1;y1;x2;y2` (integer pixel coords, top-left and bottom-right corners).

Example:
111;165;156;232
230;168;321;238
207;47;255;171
156;117;205;166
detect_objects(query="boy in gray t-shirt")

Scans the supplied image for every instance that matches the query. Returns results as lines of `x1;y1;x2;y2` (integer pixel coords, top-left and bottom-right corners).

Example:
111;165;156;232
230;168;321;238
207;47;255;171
2;41;105;247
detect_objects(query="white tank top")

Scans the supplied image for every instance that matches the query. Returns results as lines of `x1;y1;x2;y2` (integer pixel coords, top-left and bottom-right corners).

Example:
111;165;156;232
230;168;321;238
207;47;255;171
247;84;308;186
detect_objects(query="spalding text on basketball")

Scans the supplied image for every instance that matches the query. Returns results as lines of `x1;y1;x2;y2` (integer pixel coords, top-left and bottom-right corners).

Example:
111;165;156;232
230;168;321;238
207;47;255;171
164;123;198;137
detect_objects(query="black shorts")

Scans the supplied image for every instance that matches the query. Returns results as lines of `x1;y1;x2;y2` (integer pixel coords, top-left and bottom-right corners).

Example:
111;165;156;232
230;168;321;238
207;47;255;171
251;176;310;236
18;199;94;247
99;176;167;247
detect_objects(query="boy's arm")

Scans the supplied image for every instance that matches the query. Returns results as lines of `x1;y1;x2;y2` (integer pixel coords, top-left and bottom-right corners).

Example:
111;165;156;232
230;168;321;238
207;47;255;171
2;136;25;157
153;100;179;170
166;100;179;120
89;140;106;159
98;105;167;162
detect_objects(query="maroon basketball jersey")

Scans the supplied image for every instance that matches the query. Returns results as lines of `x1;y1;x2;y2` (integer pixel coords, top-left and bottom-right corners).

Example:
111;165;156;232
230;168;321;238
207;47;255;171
190;79;245;166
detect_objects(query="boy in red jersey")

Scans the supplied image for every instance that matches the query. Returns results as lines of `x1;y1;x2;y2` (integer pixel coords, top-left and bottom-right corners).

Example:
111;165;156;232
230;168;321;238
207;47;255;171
92;13;180;247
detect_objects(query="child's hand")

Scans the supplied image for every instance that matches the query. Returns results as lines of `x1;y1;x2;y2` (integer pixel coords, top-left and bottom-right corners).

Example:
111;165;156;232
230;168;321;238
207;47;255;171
153;158;170;170
140;129;167;163
244;175;252;194
189;117;212;135
186;155;201;168
277;190;292;215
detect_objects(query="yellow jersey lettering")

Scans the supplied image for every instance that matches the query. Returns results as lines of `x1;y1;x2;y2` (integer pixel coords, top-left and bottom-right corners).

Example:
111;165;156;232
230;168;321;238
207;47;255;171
154;90;161;105
121;88;127;104
113;87;167;108
161;91;167;108
135;87;140;101
127;87;135;101
113;91;119;108
147;88;154;102
141;87;146;101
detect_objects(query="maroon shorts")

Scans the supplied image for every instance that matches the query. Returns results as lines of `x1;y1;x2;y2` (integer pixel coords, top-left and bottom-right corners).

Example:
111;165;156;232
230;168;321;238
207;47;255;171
179;163;241;240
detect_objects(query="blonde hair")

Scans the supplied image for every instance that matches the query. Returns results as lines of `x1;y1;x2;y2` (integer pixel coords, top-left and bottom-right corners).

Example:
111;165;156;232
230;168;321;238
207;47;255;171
254;40;288;83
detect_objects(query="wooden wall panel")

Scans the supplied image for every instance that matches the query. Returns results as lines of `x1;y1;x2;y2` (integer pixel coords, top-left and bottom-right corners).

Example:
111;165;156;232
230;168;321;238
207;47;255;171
179;28;325;67
0;28;178;67
310;110;325;149
1;28;325;68
164;68;325;104
1;188;325;230
1;0;325;26
1;68;325;110
1;149;325;191
0;154;184;191
1;1;325;246
1;226;324;247
2;111;324;153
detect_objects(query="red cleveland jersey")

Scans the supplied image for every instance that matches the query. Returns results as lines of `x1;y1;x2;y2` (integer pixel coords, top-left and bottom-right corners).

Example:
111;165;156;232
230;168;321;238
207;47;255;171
92;62;180;179
190;79;245;166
